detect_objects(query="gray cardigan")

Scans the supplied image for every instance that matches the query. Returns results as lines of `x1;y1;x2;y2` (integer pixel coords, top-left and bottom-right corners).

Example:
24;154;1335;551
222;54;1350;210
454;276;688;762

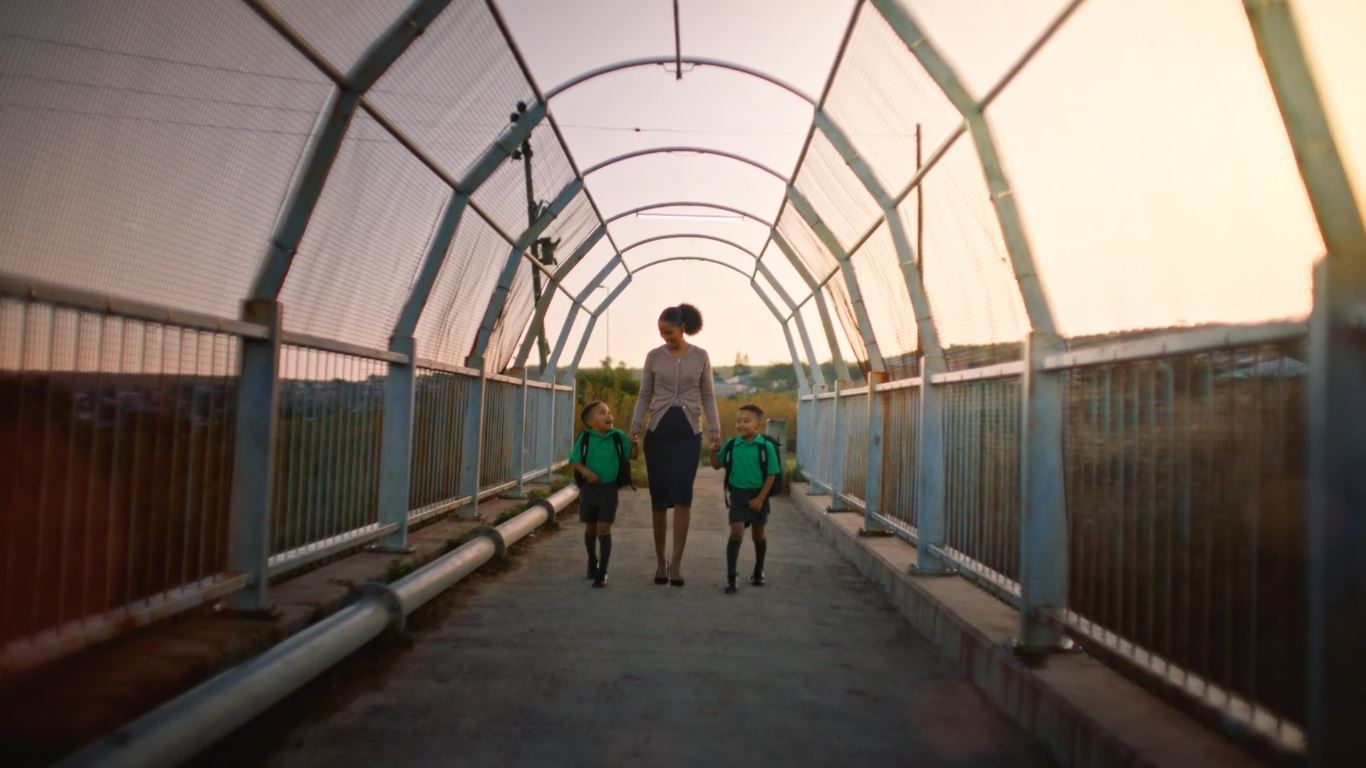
629;344;722;439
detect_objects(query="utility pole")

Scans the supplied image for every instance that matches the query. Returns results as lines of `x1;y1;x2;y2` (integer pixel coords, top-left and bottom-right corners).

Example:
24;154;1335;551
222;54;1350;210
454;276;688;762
511;101;559;372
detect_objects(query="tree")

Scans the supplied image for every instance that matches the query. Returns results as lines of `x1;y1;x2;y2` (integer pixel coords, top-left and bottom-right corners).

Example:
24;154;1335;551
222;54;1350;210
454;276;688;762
731;351;752;378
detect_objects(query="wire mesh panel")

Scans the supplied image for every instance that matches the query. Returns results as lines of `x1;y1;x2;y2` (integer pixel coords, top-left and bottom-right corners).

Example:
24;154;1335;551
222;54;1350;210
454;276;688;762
903;137;1027;365
279;111;451;349
522;383;553;477
851;223;919;380
791;131;882;251
367;0;534;182
408;367;474;515
840;390;869;505
1;297;239;672
414;214;514;370
480;377;520;490
880;385;921;529
270;346;385;573
0;0;331;318
987;0;1320;338
941;377;1022;589
824;3;962;194
822;276;870;378
1062;340;1308;732
487;261;538;374
555;385;575;466
812;396;838;490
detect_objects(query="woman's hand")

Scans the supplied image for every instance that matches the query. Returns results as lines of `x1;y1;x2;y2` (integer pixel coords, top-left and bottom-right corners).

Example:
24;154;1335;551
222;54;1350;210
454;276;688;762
710;434;721;452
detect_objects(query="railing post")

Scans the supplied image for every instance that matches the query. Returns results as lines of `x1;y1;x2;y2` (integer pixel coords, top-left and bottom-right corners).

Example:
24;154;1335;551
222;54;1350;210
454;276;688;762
510;367;529;498
826;381;848;510
546;379;558;478
1240;2;1366;763
806;394;830;497
375;335;415;551
1017;331;1068;653
457;364;487;520
226;299;282;611
914;363;949;574
862;373;888;533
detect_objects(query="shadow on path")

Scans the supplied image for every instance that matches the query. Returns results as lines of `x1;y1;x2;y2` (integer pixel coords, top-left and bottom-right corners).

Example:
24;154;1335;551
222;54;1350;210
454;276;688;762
200;472;1046;767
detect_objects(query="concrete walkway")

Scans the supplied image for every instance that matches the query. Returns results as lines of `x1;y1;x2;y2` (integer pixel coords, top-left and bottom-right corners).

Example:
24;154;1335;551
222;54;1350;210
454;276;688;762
218;473;1044;767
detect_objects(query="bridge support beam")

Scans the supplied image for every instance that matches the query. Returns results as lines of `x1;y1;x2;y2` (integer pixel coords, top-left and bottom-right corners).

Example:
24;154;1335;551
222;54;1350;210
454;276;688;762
1017;332;1068;653
456;366;488;520
226;299;283;611
862;372;887;532
1242;2;1366;764
375;335;416;551
826;381;849;511
914;363;949;574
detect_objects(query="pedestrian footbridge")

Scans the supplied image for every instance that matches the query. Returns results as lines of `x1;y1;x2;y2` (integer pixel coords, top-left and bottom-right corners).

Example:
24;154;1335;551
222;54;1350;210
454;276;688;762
0;1;1363;765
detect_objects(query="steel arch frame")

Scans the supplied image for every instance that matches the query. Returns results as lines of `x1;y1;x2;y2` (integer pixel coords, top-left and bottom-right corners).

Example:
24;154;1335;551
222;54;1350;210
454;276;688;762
558;256;811;392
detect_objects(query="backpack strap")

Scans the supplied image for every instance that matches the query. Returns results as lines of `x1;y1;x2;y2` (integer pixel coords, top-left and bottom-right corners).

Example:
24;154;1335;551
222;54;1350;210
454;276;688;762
721;437;736;490
757;438;770;475
611;431;634;489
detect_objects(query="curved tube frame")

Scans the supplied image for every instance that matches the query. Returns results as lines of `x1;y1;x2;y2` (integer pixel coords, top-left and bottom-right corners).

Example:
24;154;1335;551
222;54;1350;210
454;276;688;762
560;257;811;392
582;146;788;183
545;55;817;105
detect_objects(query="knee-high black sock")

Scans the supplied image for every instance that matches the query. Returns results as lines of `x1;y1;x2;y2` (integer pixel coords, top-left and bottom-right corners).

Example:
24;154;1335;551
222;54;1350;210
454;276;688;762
584;531;597;564
597;534;613;573
726;536;742;580
753;538;767;575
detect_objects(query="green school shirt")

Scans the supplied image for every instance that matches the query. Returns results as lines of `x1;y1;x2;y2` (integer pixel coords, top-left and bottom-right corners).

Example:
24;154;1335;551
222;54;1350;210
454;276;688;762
570;428;629;484
724;435;781;490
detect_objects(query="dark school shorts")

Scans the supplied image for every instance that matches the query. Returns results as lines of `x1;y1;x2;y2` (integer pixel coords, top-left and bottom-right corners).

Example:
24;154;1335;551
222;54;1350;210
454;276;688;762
727;486;771;527
578;482;620;524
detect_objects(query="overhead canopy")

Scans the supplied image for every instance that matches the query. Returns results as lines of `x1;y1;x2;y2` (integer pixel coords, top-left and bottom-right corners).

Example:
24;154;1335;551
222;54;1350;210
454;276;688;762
2;0;1356;382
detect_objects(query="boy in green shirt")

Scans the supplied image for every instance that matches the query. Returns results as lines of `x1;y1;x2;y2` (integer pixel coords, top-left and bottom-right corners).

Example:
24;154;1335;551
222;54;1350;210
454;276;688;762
568;401;637;588
710;403;782;594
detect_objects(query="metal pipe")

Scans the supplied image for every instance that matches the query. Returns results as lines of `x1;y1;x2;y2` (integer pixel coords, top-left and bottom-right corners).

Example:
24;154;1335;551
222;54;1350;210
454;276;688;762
60;484;580;768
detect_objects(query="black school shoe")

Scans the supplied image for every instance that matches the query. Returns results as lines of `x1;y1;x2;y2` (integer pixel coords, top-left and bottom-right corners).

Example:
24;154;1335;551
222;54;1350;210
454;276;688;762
592;570;608;588
725;574;738;594
749;572;765;587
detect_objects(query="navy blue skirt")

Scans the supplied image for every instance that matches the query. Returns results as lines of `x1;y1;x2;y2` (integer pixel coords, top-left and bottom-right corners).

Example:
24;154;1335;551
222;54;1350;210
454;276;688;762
643;407;701;509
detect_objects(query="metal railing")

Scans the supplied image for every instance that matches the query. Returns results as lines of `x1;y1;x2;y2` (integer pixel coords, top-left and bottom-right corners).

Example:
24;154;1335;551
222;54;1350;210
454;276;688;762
798;322;1309;751
0;283;573;677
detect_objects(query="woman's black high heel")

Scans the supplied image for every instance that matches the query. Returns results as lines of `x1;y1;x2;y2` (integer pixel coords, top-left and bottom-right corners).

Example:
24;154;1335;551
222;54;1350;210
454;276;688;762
668;564;684;587
654;564;669;585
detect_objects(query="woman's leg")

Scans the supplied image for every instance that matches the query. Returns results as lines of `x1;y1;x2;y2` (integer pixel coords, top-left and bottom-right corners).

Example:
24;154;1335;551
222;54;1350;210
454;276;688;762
652;508;668;577
670;505;691;581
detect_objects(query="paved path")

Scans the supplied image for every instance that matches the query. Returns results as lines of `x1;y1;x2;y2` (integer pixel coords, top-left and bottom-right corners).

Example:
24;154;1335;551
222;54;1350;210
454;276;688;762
221;473;1043;767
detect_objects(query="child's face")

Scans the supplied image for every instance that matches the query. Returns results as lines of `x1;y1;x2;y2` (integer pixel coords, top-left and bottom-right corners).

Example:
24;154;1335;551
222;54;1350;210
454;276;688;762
735;410;761;438
658;321;683;350
587;404;614;432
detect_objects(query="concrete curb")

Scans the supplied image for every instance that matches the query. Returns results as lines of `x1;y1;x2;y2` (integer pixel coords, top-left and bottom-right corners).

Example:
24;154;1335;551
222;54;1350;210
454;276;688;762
788;484;1257;768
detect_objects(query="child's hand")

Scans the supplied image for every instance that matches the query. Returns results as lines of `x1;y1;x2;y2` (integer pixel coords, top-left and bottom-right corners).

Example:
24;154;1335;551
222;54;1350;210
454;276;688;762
584;471;600;485
747;496;764;512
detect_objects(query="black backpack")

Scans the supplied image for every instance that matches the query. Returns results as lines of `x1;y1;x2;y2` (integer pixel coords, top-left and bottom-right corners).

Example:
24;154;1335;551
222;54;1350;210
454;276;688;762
720;435;784;496
574;431;634;490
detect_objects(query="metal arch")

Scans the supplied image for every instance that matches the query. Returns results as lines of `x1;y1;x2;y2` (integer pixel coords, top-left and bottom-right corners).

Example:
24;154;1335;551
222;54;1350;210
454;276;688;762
605;201;775;228
869;0;1060;337
545;55;817;105
560;257;807;386
614;233;841;374
582;147;788;183
620;233;762;261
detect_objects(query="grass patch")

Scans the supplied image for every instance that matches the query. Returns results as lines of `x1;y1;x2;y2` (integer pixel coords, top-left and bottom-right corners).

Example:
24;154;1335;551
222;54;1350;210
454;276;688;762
383;558;418;583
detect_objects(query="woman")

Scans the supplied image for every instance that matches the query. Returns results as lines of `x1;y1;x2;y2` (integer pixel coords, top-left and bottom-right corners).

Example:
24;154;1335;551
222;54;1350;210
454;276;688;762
629;303;721;587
